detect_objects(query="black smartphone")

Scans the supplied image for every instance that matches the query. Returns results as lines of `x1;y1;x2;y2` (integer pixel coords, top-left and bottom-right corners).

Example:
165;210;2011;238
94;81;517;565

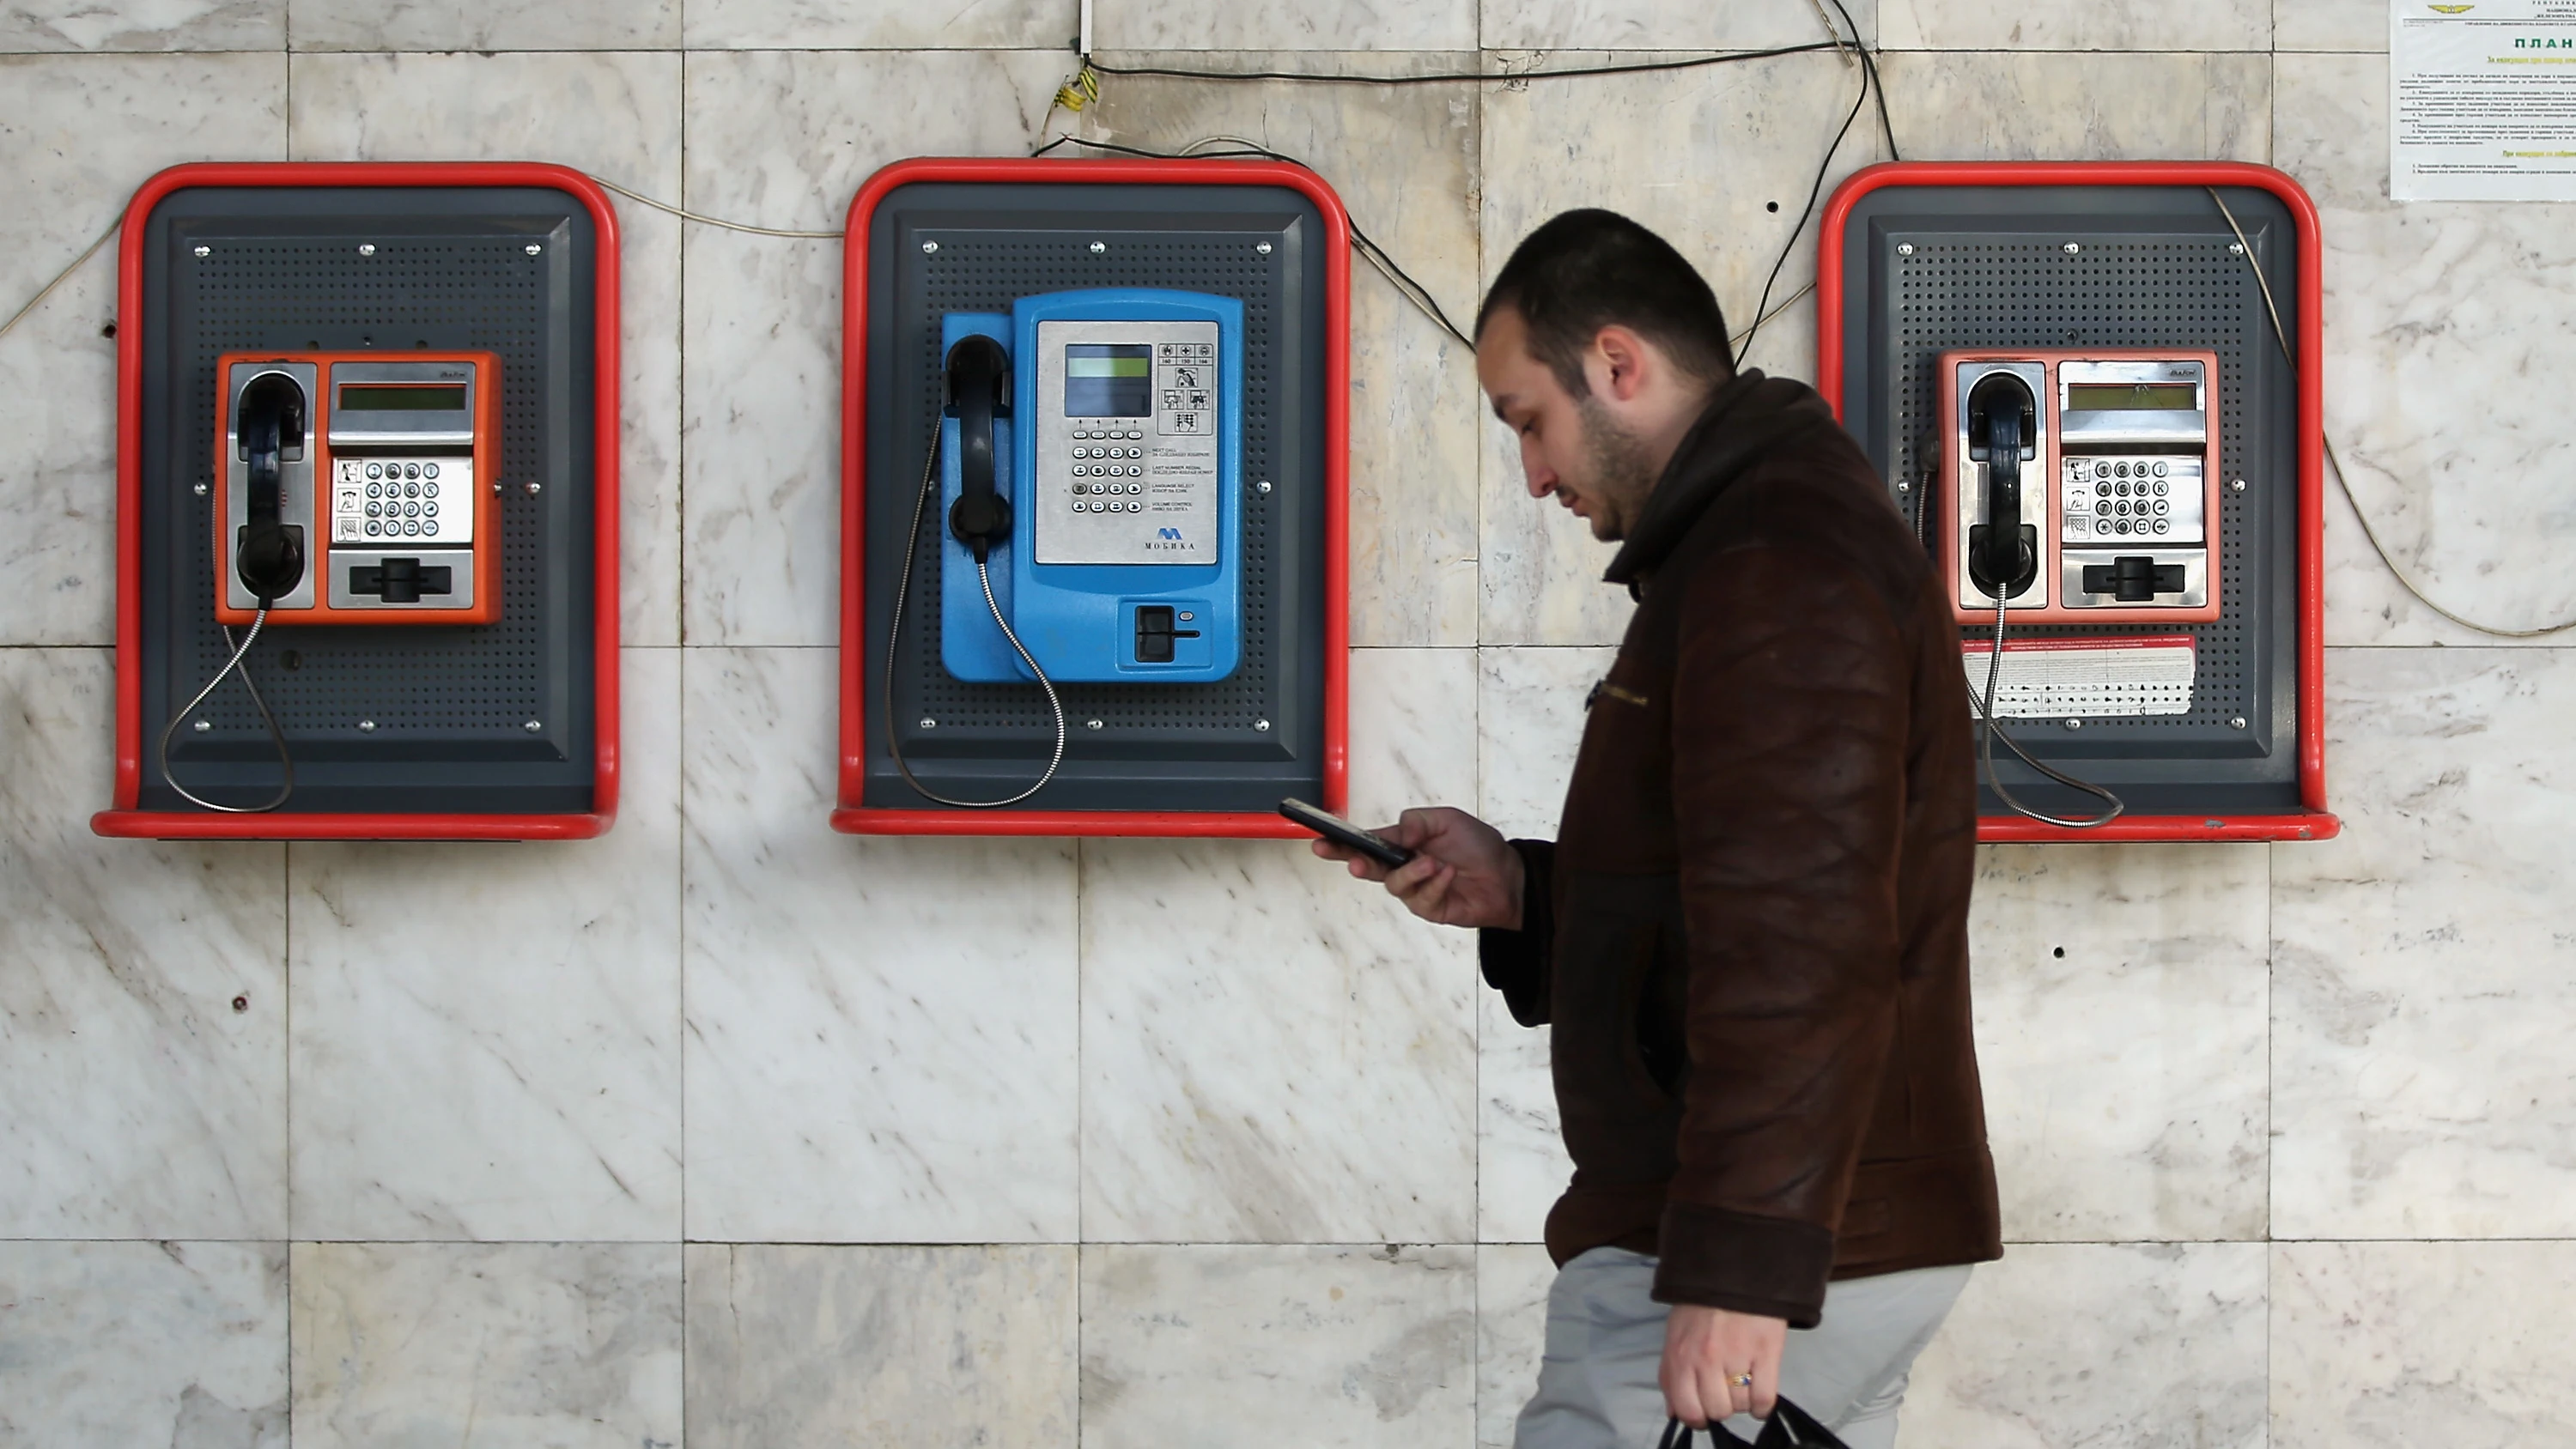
1279;797;1414;869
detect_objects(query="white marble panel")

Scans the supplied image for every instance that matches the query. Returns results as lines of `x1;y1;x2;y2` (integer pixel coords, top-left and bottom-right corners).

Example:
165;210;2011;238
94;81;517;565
0;54;284;648
2276;0;2385;52
2271;648;2576;1239
1880;0;2269;50
286;649;680;1242
1475;644;1611;840
1479;49;1884;646
683;0;1073;48
1094;0;1474;51
2273;1241;2576;1447
1905;1244;2267;1449
1474;1244;1556;1449
1345;647;1480;826
1875;50;2273;163
681;49;1071;646
0;0;281;50
1482;0;1874;50
284;0;679;50
1079;1244;1476;1446
1968;844;2270;1242
684;1244;1078;1447
0;649;286;1240
1080;839;1477;1243
1033;54;1487;647
2277;53;2576;646
681;646;1080;1242
0;1241;287;1448
1479;987;1567;1245
289;1241;682;1449
289;51;686;646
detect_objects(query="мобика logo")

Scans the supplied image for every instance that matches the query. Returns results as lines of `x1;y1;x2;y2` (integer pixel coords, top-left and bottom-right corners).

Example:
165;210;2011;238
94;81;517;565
1157;526;1182;540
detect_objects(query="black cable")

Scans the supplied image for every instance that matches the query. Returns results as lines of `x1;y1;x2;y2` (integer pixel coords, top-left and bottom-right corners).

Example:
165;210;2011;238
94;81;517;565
1730;3;1873;368
1082;40;1844;88
1826;0;1901;162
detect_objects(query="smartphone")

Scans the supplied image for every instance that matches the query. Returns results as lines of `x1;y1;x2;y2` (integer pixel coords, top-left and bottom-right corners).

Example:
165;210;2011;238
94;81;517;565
1279;797;1414;869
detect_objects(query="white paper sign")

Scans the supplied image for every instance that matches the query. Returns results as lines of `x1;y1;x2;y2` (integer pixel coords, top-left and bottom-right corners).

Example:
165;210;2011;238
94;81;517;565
2393;0;2576;200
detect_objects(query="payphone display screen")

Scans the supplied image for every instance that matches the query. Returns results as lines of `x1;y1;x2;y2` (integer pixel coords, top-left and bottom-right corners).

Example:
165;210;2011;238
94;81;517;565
2066;383;2196;411
1064;345;1152;416
339;383;467;412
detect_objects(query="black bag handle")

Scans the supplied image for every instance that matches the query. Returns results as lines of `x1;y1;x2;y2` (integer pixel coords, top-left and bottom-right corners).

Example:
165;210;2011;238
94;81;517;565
1658;1397;1850;1449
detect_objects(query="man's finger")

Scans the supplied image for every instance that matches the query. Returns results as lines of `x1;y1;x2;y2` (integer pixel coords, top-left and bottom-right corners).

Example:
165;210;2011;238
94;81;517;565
1662;1364;1706;1430
1724;1362;1755;1420
1751;1352;1780;1421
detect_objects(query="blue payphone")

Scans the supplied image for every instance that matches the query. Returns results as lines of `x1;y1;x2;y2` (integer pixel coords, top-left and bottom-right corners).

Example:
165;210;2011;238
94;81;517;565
937;288;1245;682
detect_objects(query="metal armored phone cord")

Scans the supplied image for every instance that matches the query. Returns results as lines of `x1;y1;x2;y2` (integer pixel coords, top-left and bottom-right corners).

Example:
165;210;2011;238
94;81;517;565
155;609;295;812
1965;590;2123;828
882;418;1068;808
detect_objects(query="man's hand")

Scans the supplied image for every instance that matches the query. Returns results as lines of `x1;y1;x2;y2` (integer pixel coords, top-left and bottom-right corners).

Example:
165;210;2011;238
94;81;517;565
1309;806;1524;931
1661;1304;1788;1428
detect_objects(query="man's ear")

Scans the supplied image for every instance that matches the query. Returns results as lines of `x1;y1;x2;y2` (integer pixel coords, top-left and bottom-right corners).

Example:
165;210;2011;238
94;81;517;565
1592;325;1652;403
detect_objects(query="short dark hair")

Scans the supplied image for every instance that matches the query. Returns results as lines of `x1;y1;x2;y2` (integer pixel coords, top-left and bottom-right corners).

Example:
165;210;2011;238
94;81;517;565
1475;209;1735;397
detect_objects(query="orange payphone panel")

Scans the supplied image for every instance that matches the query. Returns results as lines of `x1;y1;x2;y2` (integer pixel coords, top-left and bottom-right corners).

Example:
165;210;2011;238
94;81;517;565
214;351;502;625
1937;349;2222;626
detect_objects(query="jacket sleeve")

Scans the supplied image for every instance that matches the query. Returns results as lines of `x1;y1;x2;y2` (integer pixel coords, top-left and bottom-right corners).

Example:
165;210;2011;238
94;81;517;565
1650;544;1909;1328
1477;840;1556;1028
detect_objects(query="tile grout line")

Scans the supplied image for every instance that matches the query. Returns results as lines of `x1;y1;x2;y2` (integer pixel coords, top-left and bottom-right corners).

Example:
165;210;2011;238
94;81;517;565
675;25;693;1445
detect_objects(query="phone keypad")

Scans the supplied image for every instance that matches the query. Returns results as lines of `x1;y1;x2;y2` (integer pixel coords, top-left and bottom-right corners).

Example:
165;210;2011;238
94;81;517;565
2061;455;2202;543
332;457;474;543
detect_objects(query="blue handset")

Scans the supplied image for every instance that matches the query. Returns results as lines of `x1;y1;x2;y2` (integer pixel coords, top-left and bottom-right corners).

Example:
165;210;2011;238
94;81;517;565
939;288;1245;683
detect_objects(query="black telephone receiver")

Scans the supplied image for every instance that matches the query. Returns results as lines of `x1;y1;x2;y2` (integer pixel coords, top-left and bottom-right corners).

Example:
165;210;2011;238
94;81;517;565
1965;372;2038;603
943;334;1012;562
232;372;307;604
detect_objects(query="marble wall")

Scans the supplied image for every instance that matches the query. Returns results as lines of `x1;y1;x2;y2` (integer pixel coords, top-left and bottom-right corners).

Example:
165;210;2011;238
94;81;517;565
3;2;2573;1445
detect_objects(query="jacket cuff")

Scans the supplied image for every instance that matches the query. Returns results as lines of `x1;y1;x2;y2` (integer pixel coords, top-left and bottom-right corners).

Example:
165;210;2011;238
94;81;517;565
1477;840;1554;1028
1649;1200;1838;1330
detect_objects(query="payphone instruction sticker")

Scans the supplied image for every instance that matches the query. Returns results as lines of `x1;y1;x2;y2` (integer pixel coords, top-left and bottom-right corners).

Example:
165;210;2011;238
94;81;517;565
1034;320;1221;567
2393;0;2576;200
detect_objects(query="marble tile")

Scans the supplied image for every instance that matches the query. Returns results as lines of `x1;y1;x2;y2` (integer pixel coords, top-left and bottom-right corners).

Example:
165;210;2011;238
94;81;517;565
2277;53;2576;646
289;51;685;646
284;0;680;50
1968;844;2271;1242
289;1241;682;1449
1482;0;1874;50
1093;0;1474;51
1048;55;1487;647
1079;1244;1476;1446
1905;1243;2267;1449
0;1241;287;1448
1479;987;1568;1245
1874;50;2272;164
1473;1244;1556;1449
0;54;284;648
2276;0;2385;52
1079;839;1477;1243
1879;0;2269;50
2271;648;2576;1240
683;1244;1078;1447
1475;644;1611;840
1479;48;1885;645
286;649;680;1243
0;649;287;1240
681;49;1072;646
681;646;1080;1243
683;0;1074;49
0;0;281;50
2272;1241;2576;1448
1345;647;1480;827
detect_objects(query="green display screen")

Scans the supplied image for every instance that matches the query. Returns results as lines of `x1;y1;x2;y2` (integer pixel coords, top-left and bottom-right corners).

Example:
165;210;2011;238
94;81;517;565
1066;344;1152;417
338;383;466;412
2066;383;2196;412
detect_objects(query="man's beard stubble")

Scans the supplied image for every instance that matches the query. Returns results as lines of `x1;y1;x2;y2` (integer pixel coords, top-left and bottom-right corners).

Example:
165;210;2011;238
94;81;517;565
1572;392;1662;541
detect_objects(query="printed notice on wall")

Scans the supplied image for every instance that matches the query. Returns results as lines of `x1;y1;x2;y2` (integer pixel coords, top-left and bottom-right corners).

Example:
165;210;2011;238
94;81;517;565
2394;0;2576;200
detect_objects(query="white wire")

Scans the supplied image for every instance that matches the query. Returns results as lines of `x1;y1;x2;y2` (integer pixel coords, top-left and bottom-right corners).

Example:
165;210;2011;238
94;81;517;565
156;609;295;813
0;220;118;346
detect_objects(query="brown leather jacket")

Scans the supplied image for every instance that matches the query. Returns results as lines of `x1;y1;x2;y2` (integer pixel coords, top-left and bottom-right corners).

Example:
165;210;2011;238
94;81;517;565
1479;371;2001;1329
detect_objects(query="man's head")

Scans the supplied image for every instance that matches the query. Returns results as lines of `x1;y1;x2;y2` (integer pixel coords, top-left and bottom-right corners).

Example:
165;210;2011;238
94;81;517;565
1475;210;1735;541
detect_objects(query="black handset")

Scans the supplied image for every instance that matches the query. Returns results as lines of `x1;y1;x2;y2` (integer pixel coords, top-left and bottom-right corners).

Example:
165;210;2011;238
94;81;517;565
232;372;307;604
1279;797;1414;869
1965;372;2038;602
943;333;1012;561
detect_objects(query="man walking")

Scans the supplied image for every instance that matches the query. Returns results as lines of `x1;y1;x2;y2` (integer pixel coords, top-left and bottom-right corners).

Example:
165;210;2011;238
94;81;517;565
1316;210;2001;1446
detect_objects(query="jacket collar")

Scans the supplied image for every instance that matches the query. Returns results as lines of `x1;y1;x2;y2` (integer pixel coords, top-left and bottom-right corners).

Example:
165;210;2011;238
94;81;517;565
1601;369;1836;590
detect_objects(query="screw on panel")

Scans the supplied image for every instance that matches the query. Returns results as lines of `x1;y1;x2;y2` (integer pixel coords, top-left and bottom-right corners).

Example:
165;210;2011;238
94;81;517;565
1255;479;1273;495
1894;480;1912;496
1896;242;1914;256
2062;242;2081;255
526;243;543;256
1086;718;1104;731
192;245;210;258
192;719;211;733
524;719;543;733
1089;241;1106;254
2229;477;2248;493
525;481;543;496
359;244;376;257
919;718;937;729
358;720;377;732
1256;240;1273;255
1255;719;1272;732
2229;241;2246;255
2063;718;2083;731
921;239;939;254
193;481;210;496
2229;716;2249;730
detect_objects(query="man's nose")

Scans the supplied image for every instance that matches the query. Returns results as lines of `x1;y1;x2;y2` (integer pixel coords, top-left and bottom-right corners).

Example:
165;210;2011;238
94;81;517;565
1522;447;1556;498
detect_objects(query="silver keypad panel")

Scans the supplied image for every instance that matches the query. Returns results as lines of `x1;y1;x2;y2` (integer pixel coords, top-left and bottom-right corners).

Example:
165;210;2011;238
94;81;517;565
331;457;475;544
2060;455;2203;544
1033;319;1221;567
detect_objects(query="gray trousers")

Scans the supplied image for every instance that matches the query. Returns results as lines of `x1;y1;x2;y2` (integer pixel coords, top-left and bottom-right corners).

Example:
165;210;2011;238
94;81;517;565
1513;1248;1971;1449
